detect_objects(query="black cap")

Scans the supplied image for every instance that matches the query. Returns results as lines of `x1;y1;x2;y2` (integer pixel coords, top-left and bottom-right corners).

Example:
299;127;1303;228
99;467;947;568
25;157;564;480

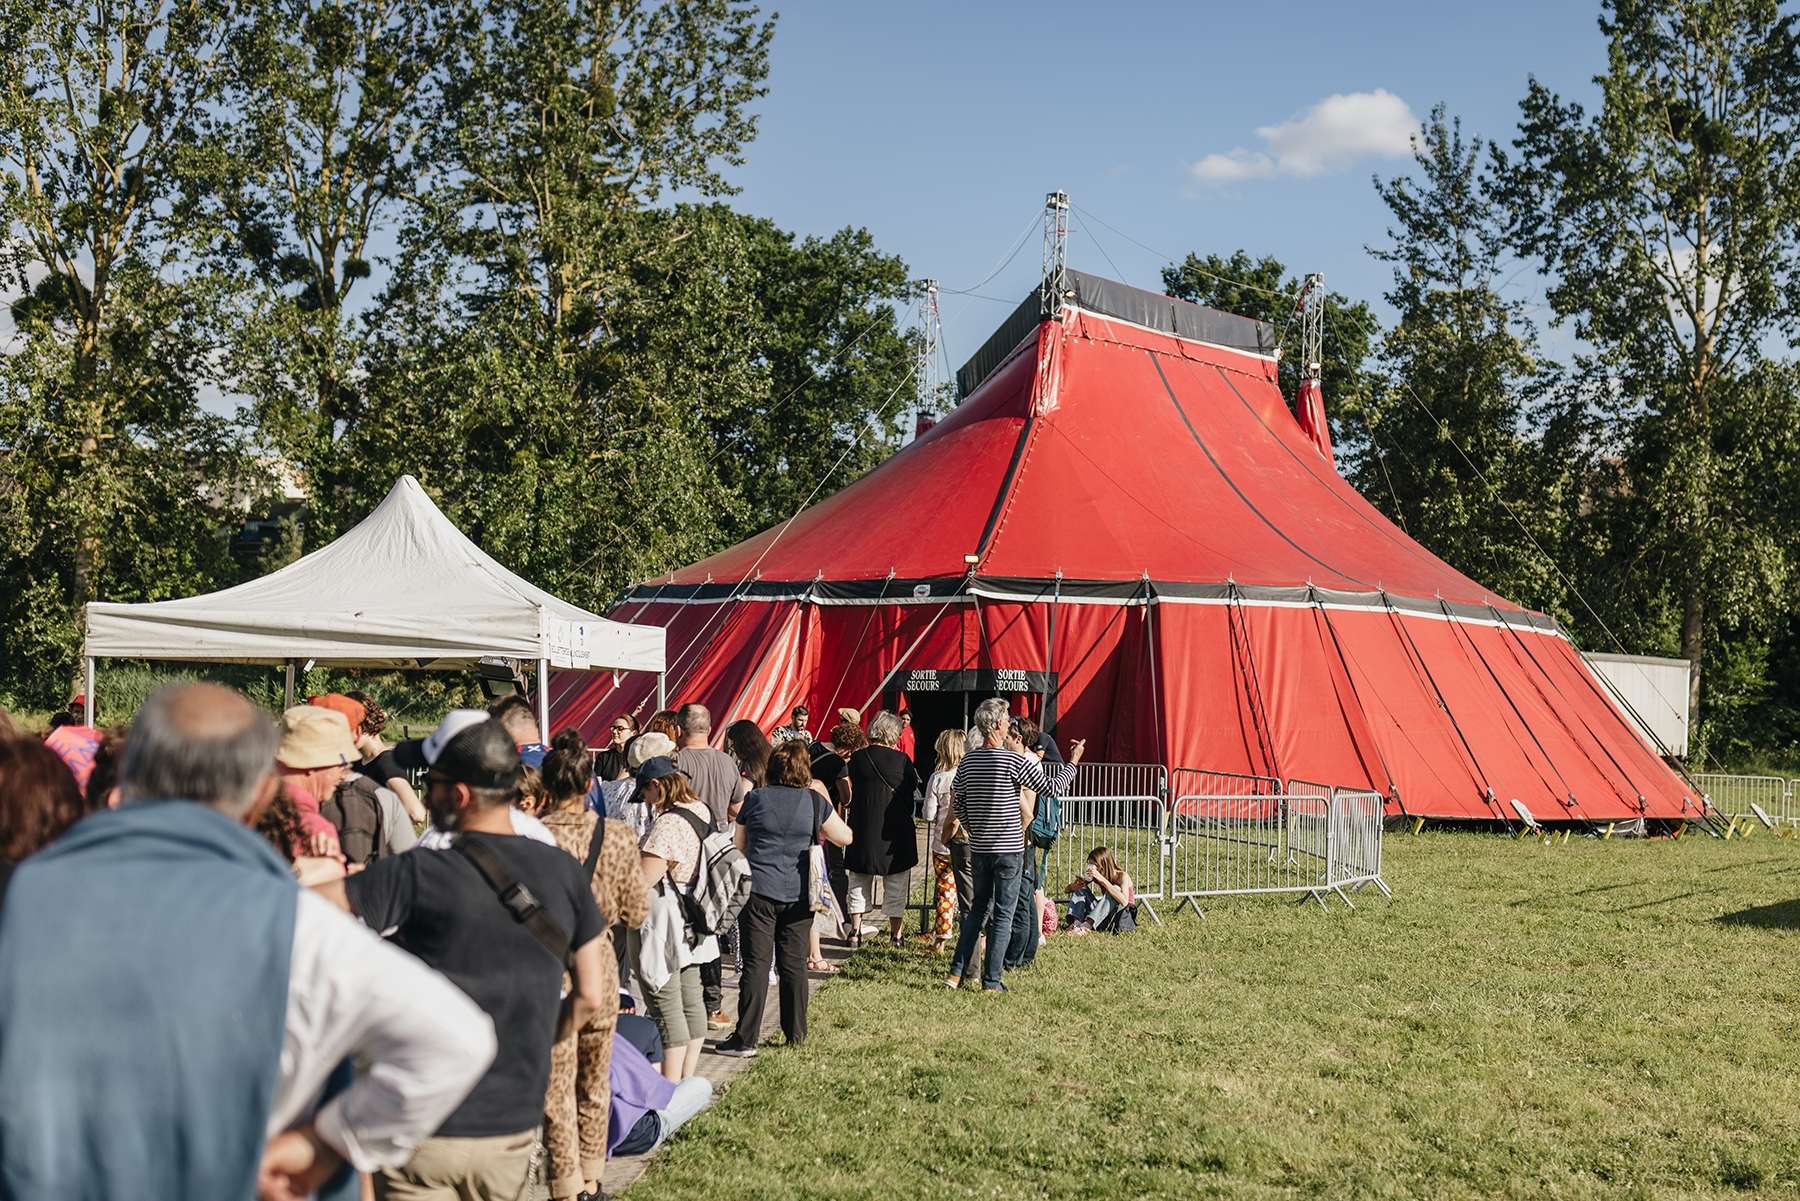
393;710;521;790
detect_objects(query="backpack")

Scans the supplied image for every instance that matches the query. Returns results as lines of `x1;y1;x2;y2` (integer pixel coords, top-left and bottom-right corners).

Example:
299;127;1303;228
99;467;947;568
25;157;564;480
323;774;388;866
1027;790;1062;849
670;808;753;942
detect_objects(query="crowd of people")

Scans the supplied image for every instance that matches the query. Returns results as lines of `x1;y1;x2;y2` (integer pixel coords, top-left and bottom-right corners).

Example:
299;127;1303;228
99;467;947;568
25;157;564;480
0;685;1133;1200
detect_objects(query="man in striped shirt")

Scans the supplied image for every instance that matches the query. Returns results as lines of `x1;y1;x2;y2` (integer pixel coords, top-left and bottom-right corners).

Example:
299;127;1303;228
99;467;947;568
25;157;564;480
945;698;1082;992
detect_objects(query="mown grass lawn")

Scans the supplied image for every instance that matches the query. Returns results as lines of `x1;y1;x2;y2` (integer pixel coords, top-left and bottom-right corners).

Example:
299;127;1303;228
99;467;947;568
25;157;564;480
632;831;1800;1200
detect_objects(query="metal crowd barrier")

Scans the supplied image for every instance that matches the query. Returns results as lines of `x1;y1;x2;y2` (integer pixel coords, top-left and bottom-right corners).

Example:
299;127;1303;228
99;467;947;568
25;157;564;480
1693;773;1797;829
1064;761;1168;800
1039;795;1169;923
902;764;1392;935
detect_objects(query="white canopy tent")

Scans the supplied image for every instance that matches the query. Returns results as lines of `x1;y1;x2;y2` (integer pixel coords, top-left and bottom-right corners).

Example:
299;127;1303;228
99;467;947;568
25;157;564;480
83;475;665;730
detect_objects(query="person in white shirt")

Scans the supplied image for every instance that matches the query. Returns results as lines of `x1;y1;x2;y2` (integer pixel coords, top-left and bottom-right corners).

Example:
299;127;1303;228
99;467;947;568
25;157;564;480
0;683;496;1201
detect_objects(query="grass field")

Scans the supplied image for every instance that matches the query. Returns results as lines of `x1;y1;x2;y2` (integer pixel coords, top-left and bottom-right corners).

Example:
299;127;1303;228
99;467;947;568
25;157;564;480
632;830;1800;1201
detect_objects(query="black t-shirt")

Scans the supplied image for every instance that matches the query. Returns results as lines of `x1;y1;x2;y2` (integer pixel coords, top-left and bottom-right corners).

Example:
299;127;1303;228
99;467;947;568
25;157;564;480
365;748;408;786
809;741;846;792
344;832;604;1137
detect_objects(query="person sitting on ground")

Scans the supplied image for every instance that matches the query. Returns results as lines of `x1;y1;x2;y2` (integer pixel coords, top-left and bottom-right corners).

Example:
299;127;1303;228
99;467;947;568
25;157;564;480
716;741;854;1058
1066;846;1137;934
315;709;608;1201
344;689;427;826
0;736;88;902
0;683;496;1201
843;710;921;950
608;1015;714;1159
536;730;651;1201
632;759;721;1082
770;704;812;746
923;728;968;952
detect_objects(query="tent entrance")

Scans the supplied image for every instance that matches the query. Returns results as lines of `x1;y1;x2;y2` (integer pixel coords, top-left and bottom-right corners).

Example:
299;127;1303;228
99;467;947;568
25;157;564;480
884;667;1060;776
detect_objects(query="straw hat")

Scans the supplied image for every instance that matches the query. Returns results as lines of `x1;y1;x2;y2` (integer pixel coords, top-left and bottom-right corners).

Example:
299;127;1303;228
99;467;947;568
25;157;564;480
278;705;360;771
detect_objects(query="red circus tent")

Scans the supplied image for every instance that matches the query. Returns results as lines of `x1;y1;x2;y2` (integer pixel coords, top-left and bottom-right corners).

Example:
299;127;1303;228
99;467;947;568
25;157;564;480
553;269;1700;824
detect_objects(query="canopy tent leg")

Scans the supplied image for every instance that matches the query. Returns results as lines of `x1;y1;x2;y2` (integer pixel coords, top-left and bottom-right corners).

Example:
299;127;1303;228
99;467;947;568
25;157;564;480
83;657;96;725
657;672;666;711
537;659;551;737
283;661;296;709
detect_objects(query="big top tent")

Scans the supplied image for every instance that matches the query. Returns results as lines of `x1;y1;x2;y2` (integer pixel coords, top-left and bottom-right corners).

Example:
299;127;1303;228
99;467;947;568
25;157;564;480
552;270;1699;824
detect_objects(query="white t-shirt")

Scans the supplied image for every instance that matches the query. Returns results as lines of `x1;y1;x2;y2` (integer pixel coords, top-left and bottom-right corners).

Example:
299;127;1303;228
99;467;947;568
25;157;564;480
414;807;557;851
924;768;956;857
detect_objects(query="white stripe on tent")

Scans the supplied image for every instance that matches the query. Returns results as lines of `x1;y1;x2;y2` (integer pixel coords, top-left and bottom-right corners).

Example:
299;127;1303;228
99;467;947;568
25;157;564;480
627;587;1563;638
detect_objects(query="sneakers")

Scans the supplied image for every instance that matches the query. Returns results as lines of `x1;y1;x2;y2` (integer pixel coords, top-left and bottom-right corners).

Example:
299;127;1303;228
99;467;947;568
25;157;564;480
713;1038;758;1058
981;982;1009;994
706;1009;732;1031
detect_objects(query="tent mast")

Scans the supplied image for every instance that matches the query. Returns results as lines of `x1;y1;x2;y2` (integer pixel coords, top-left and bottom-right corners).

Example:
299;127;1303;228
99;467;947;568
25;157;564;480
1294;272;1334;462
1041;190;1070;317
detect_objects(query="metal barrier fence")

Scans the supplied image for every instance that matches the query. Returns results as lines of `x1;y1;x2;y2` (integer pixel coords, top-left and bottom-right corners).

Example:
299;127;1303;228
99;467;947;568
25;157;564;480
1065;761;1168;800
1693;774;1797;829
1326;789;1390;895
900;764;1391;932
1039;795;1169;918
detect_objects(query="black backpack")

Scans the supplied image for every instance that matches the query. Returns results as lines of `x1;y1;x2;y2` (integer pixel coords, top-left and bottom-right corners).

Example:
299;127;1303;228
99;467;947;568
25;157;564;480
322;774;387;866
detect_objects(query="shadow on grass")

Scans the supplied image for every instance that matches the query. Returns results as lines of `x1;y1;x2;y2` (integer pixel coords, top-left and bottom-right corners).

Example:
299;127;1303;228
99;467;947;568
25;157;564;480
1716;897;1800;930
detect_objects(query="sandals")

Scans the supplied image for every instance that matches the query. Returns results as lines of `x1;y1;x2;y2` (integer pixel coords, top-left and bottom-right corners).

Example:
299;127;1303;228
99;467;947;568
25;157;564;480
889;932;905;949
807;957;839;974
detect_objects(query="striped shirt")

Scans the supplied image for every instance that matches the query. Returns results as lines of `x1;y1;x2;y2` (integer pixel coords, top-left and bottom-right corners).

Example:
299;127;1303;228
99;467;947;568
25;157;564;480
951;747;1077;855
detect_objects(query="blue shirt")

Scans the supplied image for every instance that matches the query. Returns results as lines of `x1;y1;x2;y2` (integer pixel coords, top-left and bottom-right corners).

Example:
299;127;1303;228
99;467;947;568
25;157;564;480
736;785;830;903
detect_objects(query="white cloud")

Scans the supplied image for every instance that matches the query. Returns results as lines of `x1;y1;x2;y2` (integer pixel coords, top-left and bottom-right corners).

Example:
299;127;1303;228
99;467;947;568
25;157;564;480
1189;89;1419;185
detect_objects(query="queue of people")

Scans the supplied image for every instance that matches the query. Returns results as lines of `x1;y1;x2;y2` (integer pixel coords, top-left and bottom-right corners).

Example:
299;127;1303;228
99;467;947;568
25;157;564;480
0;683;1129;1200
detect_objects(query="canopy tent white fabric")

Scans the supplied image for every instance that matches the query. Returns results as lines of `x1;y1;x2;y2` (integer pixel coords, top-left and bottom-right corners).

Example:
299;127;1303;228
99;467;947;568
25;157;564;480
84;475;664;725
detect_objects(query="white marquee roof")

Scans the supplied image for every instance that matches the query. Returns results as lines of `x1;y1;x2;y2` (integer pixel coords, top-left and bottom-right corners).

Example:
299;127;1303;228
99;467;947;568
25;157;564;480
84;475;664;674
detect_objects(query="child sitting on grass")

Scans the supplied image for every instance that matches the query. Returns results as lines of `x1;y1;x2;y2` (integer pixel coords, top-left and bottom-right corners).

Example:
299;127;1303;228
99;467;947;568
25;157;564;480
1064;846;1136;934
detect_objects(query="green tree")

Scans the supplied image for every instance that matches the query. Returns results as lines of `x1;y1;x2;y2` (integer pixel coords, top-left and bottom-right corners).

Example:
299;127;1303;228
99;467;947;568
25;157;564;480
190;0;440;499
1499;0;1800;734
1161;250;1380;462
709;214;919;541
0;0;260;704
1365;106;1565;609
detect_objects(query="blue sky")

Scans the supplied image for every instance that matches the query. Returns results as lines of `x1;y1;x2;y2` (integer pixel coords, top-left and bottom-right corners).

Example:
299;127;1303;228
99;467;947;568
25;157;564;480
717;0;1613;373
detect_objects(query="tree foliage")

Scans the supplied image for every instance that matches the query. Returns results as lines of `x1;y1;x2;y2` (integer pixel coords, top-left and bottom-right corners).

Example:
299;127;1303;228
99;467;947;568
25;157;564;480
1364;107;1567;611
1497;0;1800;743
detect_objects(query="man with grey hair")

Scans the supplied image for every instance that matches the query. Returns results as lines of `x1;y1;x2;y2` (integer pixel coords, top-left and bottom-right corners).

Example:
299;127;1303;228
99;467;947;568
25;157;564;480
944;698;1083;993
673;700;749;1028
0;683;496;1201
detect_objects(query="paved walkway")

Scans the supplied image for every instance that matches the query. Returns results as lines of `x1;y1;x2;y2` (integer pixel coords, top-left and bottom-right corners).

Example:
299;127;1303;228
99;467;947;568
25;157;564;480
603;934;855;1194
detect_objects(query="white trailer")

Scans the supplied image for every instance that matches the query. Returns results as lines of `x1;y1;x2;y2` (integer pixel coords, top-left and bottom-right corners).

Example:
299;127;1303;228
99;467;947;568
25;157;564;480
1581;652;1690;759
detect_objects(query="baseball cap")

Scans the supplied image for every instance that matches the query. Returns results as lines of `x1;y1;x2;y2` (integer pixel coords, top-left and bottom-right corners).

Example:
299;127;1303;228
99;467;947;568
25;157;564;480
277;705;361;771
307;692;367;735
394;710;521;790
629;755;683;804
